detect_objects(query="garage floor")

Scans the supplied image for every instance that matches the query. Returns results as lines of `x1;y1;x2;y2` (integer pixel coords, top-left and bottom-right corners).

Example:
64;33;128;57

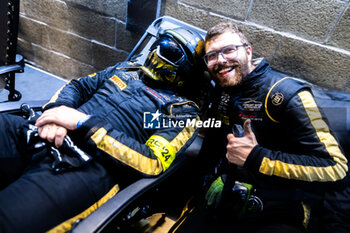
0;63;66;104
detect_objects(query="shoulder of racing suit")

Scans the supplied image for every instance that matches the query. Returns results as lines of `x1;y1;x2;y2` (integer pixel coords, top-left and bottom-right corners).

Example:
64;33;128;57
264;76;311;124
265;76;350;159
42;61;142;111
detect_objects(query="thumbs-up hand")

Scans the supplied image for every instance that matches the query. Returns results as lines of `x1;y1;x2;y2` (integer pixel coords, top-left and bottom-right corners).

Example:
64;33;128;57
226;119;258;167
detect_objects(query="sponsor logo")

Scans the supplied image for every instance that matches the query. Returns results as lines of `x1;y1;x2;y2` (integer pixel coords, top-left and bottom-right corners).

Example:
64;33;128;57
242;100;263;111
110;75;127;90
271;92;284;106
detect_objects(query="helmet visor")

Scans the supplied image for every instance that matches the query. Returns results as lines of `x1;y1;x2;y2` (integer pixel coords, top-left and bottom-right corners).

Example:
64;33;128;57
155;37;186;67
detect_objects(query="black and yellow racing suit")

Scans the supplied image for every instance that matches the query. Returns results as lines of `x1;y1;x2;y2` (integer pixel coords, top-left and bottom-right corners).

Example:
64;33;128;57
207;58;350;232
0;61;199;233
43;61;199;177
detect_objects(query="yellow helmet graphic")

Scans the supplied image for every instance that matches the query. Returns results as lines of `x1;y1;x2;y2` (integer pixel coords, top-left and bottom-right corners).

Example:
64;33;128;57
143;27;205;89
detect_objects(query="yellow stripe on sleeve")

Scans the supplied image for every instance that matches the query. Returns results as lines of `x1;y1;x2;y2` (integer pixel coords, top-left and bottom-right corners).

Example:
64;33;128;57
91;128;163;176
90;119;197;174
259;91;348;182
170;120;197;153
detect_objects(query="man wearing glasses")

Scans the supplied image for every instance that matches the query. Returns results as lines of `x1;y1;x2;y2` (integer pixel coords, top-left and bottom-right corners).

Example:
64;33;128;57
171;22;350;233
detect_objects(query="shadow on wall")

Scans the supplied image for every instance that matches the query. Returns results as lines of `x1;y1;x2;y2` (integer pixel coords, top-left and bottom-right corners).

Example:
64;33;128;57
126;0;160;34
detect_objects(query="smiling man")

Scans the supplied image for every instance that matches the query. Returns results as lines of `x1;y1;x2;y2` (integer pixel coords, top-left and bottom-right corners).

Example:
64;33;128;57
171;22;350;233
204;29;253;87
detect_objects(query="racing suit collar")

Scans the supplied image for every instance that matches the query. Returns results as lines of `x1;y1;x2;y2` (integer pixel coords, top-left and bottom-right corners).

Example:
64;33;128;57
242;58;270;86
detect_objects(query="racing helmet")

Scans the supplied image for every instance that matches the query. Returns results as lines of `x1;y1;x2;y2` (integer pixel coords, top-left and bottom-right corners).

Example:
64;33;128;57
142;27;205;89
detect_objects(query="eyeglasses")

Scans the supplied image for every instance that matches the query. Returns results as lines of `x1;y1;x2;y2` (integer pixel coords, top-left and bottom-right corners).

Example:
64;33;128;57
203;43;248;67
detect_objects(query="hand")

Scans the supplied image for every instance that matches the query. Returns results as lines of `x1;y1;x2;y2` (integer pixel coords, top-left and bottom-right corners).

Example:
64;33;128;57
205;176;224;208
226;120;257;167
37;123;67;148
35;106;88;130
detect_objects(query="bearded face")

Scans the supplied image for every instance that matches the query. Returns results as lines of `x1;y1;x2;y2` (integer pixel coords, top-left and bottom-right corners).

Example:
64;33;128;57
209;53;250;87
205;32;254;88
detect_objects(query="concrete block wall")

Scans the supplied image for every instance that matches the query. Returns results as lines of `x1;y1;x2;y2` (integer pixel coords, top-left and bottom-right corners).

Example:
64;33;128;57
162;0;350;91
18;0;350;91
18;0;141;79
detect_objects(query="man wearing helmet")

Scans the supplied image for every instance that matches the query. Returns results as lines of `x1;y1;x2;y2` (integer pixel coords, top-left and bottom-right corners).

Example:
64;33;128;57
142;28;205;93
0;27;205;232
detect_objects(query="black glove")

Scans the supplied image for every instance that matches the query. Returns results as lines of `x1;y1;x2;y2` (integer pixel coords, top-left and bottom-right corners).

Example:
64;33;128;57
21;104;92;173
50;135;92;173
